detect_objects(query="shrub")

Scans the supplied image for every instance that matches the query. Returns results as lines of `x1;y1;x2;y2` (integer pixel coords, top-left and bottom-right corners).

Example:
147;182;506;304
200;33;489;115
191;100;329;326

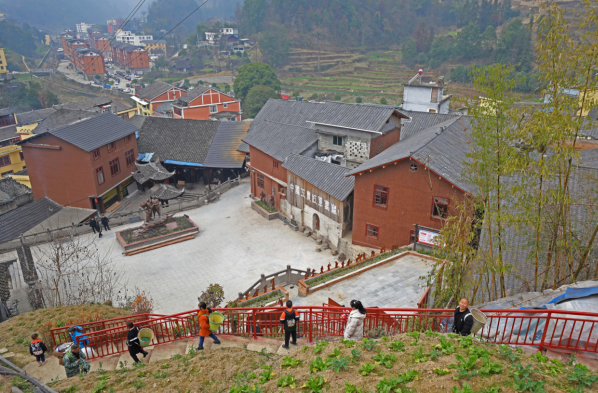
335;94;342;101
380;98;388;105
355;97;363;103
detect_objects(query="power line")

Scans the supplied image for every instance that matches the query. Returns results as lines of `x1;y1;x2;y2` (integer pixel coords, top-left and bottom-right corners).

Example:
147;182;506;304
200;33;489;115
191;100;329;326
155;0;210;42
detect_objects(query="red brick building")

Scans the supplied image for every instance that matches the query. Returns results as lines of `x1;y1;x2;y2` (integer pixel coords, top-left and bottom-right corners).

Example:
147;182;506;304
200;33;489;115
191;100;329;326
172;85;241;121
347;116;473;250
111;42;150;74
89;32;112;61
19;113;140;213
132;81;187;116
61;35;105;78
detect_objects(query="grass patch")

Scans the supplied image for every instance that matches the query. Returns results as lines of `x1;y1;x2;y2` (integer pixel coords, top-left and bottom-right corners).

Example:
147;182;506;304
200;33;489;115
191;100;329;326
119;216;194;244
239;289;284;307
305;248;405;288
255;200;277;213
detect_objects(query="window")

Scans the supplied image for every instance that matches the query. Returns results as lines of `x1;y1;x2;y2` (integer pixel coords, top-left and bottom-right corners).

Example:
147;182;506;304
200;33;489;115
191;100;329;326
257;174;264;189
1;170;13;177
108;142;116;152
366;223;379;239
432;196;449;219
109;158;121;176
333;136;343;146
209;105;217;113
124;134;132;144
223;103;228;108
19;152;24;161
0;156;10;167
93;148;100;160
96;166;105;185
373;185;389;209
410;230;416;244
173;106;182;116
428;109;437;113
125;149;135;167
273;160;279;169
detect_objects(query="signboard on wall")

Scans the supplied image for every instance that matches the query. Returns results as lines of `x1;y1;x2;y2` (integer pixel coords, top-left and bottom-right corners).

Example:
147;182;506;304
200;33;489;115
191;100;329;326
418;229;440;246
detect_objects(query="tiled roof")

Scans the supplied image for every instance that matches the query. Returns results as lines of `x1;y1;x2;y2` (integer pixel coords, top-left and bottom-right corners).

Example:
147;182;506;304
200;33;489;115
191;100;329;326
137;81;177;101
135;117;220;164
148;183;184;200
23;112;138;152
57;96;113;112
0;125;18;142
112;42;144;52
241;99;321;162
347;117;475;194
0;197;62;242
399;110;460;140
307;102;407;133
132;159;175;183
283;154;354;201
33;109;98;134
173;58;192;69
15;108;57;125
177;85;210;104
237;142;249;153
203;122;250;169
127;114;147;129
0;107;16;116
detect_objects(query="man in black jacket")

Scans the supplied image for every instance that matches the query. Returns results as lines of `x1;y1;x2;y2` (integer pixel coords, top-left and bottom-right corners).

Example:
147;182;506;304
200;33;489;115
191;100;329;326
126;321;148;363
101;215;110;231
452;298;473;336
89;218;102;237
280;300;300;349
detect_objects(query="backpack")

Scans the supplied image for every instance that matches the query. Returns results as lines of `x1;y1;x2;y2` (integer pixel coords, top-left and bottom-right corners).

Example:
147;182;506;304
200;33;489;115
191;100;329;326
31;342;43;356
283;309;297;330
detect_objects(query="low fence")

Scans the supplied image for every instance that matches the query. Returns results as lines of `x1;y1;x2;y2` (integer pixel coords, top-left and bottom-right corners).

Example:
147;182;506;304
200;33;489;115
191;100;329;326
237;265;307;300
51;306;598;360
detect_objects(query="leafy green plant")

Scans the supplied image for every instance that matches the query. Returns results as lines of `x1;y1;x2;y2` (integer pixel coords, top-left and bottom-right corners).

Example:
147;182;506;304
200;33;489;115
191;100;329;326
381;336;390;342
435;337;456;355
258;366;275;383
468;345;490;358
327;356;350;373
310;356;326;373
406;331;420;345
373;353;397;369
91;378;108;393
511;363;545;393
313;342;329;354
132;379;145;390
277;375;296;388
153;371;168;379
429;348;442;360
434;367;450;375
498;345;519;362
531;352;548;363
458;335;473;348
412;346;428;363
361;338;378;351
351;348;362;361
345;382;362;393
328;348;342;358
541;359;563;377
425;329;441;338
60;387;79;393
11;377;31;392
454;354;479;379
341;339;356;348
281;356;302;368
447;333;459;338
302;346;309;353
302;375;326;393
229;384;264;393
358;363;376;376
452;383;475;393
388;340;405;352
479;356;502;376
568;363;598;388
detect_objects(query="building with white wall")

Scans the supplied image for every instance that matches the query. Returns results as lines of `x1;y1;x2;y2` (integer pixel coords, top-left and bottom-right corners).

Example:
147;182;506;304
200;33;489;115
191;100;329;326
116;31;154;46
402;76;452;114
76;23;94;38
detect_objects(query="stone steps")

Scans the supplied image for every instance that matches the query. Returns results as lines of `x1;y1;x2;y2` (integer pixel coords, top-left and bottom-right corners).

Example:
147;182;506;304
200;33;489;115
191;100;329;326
23;335;313;383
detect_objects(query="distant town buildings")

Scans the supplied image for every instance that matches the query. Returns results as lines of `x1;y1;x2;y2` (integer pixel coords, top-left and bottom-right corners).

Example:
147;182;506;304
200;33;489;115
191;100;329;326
76;22;94;39
0;48;8;75
132;81;186;116
204;27;239;45
116;31;153;46
142;39;167;56
107;19;124;34
172;85;242;121
111;42;150;74
60;34;105;78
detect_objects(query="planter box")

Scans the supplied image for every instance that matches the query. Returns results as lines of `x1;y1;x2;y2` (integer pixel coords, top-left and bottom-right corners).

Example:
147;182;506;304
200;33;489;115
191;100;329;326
238;287;289;307
251;201;279;220
298;251;441;296
115;217;200;256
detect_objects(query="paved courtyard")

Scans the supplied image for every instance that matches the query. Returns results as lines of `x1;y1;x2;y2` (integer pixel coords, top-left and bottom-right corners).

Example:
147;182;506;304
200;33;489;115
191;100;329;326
68;180;338;314
290;254;434;309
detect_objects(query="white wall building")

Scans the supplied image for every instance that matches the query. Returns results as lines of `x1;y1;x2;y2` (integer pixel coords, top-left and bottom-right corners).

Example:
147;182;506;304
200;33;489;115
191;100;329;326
116;31;154;46
205;28;240;45
402;77;452;114
76;23;94;38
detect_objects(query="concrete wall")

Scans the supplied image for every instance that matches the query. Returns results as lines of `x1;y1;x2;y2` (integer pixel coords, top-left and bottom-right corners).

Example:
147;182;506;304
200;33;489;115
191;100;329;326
303;204;343;248
403;85;443;113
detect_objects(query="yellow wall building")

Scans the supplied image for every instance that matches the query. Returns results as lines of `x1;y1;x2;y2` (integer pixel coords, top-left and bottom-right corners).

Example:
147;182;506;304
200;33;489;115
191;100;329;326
0;144;25;177
0;48;8;74
142;40;167;56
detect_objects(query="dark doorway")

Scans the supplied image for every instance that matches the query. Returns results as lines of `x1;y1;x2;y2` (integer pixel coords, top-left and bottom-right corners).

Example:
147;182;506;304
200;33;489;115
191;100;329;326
313;213;320;231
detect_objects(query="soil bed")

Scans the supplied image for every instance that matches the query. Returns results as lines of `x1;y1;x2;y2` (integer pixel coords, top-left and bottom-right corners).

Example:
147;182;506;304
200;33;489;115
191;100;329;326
119;216;194;244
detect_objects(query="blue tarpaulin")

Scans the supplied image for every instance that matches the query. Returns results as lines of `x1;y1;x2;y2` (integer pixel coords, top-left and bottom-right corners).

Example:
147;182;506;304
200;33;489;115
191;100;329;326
164;160;204;167
548;286;598;304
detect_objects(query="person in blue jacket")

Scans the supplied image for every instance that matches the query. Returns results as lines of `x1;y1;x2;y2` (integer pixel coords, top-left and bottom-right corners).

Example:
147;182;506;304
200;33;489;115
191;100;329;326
67;326;93;357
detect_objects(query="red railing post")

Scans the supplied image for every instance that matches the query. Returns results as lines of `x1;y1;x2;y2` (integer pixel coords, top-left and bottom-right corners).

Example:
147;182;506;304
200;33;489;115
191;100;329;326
309;308;313;343
538;311;552;353
252;308;257;340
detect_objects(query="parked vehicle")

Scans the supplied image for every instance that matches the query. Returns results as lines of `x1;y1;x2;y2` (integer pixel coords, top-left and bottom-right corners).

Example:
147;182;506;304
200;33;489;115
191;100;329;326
104;83;111;89
123;88;131;93
126;83;131;87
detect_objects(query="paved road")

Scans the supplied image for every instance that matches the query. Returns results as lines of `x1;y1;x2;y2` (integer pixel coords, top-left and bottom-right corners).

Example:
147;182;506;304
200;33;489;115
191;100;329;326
41;180;337;314
57;60;136;93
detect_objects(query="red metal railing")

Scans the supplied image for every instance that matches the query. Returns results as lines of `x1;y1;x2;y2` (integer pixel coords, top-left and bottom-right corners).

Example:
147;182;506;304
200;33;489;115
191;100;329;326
51;307;598;360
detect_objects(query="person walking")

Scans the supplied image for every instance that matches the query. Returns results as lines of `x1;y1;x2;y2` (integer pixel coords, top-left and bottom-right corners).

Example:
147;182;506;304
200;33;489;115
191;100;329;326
280;300;300;349
29;333;47;366
63;344;90;378
197;302;221;350
101;215;110;231
344;300;367;341
67;326;94;357
89;217;102;238
126;321;148;363
452;298;473;336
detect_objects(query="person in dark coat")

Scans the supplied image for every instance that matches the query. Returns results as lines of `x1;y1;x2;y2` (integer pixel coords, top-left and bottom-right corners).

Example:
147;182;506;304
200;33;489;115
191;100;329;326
89;218;102;238
126;321;148;363
280;300;300;349
452;298;473;336
101;215;110;231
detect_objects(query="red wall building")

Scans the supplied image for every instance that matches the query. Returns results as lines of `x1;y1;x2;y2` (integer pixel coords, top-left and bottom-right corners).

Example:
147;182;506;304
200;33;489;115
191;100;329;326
248;146;287;211
134;81;187;116
19;113;139;212
61;35;105;77
111;42;150;74
172;86;241;121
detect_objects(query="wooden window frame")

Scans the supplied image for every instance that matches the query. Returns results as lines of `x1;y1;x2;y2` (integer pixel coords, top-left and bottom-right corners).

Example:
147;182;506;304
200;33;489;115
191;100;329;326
366;223;379;240
431;196;450;221
273;160;279;169
0;155;11;167
125;149;135;167
107;141;116;152
257;173;264;189
96;166;105;185
124;134;132;144
1;170;14;177
109;158;121;177
209;105;217;113
19;152;24;161
93;148;101;160
372;184;389;210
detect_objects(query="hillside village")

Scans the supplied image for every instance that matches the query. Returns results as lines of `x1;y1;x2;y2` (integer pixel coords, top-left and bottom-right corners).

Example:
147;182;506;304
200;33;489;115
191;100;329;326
0;0;597;392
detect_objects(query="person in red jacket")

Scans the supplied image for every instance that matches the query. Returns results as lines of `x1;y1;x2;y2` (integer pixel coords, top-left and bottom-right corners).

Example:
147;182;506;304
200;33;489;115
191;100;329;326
197;302;221;350
29;333;48;366
280;300;300;349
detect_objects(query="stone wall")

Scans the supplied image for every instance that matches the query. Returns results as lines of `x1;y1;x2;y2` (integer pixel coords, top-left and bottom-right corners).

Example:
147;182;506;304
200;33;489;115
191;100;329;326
303;204;343;249
0;177;33;215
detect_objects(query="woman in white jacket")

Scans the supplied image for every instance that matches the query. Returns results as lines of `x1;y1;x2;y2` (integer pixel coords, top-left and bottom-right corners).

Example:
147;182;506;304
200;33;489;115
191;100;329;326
343;300;367;340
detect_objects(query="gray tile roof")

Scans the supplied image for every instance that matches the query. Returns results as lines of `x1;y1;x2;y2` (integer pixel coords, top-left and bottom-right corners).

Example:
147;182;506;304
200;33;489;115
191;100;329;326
0;197;62;242
33;109;98;134
25;113;138;152
132;159;175;183
15;108;57;126
306;102;407;133
0;125;18;142
57;96;113;112
177;85;210;104
347;117;475;194
241;99;321;161
237;142;249;153
127;115;147;129
148;183;184;200
0;107;17;117
136;117;220;164
399;110;460;140
137;81;177;101
203;122;250;169
283;154;354;201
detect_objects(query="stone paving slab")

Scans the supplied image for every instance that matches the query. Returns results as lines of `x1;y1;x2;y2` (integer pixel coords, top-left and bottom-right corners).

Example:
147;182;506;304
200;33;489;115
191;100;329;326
149;340;187;363
90;354;120;372
23;356;66;384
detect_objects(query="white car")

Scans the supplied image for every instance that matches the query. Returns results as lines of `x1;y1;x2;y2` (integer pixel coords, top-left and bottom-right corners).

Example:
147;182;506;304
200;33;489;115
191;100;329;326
123;88;131;93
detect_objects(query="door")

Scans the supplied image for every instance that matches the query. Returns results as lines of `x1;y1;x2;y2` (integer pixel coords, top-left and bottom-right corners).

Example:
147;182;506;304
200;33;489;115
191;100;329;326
313;213;320;231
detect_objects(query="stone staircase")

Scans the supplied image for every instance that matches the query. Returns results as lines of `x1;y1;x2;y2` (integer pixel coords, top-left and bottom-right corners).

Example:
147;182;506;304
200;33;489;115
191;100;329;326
22;335;311;384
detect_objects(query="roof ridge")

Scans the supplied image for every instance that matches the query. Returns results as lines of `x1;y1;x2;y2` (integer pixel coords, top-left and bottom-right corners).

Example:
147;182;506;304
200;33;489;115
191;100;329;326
262;119;313;130
410;117;461;157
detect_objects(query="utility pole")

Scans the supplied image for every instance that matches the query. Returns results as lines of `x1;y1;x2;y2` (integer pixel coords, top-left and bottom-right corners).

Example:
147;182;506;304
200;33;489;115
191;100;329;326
316;33;320;73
